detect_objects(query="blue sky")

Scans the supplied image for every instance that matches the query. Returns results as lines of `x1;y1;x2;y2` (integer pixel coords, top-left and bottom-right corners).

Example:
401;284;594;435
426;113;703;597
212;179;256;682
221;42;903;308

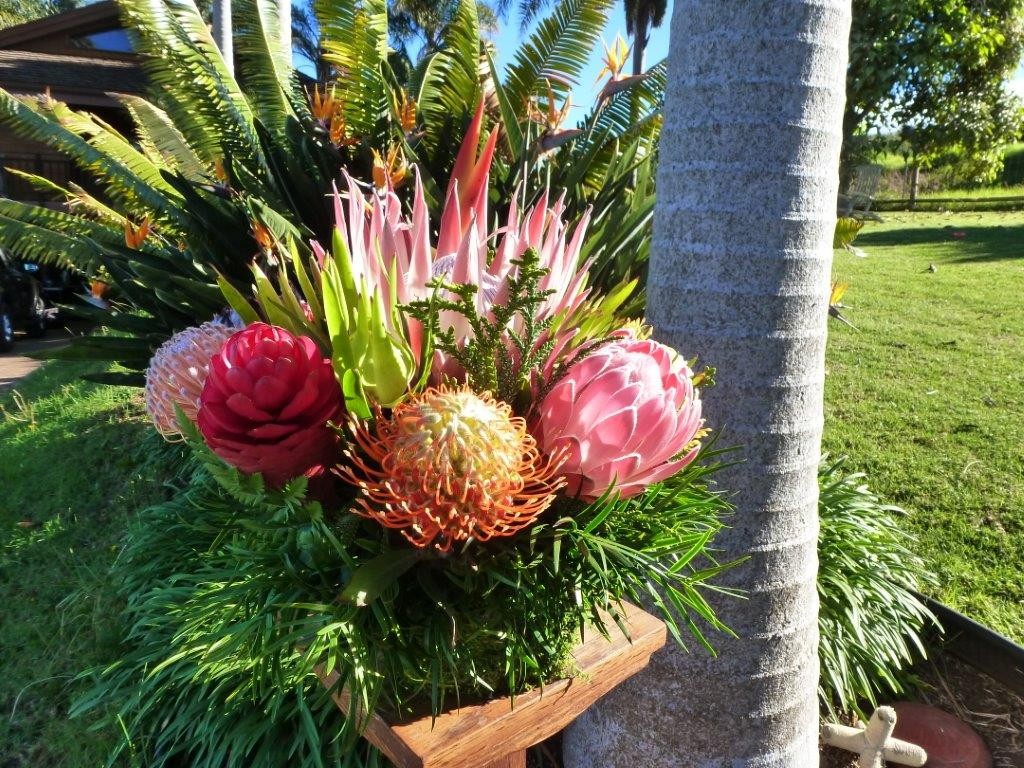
491;0;672;112
1011;62;1024;97
298;3;1024;110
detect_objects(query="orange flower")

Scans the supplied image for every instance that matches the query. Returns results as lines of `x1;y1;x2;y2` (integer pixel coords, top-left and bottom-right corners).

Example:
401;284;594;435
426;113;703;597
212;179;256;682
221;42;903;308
340;387;566;552
395;88;418;136
595;34;631;84
251;220;275;252
310;84;340;125
213;157;229;183
372;144;408;190
528;79;572;133
124;217;151;248
310;84;359;147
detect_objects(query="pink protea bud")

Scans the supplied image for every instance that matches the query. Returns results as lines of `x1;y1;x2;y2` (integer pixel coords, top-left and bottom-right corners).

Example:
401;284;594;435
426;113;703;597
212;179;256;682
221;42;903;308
144;321;235;438
533;337;704;500
197;323;344;486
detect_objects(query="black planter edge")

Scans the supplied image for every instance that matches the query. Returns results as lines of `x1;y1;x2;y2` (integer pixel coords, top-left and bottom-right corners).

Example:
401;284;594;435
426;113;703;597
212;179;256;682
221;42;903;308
916;591;1024;698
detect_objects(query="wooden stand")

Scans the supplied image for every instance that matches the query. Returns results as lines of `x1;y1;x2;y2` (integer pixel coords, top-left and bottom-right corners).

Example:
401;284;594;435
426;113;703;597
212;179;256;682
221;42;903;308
317;602;666;768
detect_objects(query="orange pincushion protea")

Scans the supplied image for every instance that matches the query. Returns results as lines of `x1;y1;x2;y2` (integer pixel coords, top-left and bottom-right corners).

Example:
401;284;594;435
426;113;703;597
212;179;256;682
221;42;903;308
341;387;565;552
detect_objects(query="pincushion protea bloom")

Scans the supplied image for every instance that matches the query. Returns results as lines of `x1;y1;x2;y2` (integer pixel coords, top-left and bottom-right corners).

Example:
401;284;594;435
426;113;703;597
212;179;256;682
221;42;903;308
198;323;344;486
533;337;704;501
340;387;566;552
145;321;235;437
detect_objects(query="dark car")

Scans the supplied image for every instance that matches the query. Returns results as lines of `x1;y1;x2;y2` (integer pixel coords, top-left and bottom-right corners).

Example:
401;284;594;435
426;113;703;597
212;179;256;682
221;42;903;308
0;249;49;352
20;260;89;303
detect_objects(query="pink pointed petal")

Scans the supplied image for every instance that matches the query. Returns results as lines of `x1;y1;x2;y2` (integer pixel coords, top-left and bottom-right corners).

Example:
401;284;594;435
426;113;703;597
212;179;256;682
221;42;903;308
448;99;485;202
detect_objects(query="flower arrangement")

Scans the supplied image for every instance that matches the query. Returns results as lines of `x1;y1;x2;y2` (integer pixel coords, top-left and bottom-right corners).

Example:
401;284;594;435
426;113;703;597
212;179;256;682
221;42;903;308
94;119;731;767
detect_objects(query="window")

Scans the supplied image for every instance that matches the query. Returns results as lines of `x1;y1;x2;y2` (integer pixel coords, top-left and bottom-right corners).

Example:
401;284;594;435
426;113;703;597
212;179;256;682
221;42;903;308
70;28;134;53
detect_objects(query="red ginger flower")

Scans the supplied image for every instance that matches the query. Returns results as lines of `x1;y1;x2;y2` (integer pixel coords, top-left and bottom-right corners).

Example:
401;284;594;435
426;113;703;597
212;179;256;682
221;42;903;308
198;323;343;486
340;387;566;552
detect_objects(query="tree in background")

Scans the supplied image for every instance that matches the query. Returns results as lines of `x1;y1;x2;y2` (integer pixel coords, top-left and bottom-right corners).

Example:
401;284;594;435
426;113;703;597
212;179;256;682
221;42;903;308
0;0;75;29
563;0;852;762
845;0;1024;184
290;0;498;81
623;0;665;74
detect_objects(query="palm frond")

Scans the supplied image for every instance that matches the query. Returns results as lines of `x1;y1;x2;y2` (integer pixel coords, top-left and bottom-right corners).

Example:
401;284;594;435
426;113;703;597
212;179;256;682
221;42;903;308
120;95;210;179
503;0;613;110
0;89;187;226
119;0;265;173
415;0;482;154
317;0;389;139
234;0;309;131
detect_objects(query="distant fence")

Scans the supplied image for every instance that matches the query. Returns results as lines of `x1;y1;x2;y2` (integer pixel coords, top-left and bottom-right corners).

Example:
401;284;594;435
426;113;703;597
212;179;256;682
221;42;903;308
874;195;1024;213
0;153;88;204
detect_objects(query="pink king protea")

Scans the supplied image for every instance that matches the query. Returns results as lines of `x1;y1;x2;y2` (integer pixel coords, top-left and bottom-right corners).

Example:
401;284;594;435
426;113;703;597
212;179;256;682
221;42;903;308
533;337;704;500
312;100;592;372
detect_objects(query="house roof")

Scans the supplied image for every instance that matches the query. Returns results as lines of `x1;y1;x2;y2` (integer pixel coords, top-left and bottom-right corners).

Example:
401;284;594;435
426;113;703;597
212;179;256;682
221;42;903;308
0;2;144;107
0;49;145;105
0;2;124;52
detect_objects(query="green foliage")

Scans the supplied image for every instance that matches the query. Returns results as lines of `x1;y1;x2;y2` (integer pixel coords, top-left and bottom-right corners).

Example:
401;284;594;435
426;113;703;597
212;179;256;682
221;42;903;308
998;142;1024;186
844;0;1024;179
405;248;556;404
833;217;864;250
0;0;663;372
0;0;74;29
817;456;938;718
72;448;731;767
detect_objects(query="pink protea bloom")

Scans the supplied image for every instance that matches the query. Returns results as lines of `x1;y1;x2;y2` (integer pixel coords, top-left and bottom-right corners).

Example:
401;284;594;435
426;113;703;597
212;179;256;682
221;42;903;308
533;337;704;500
144;321;235;438
316;101;591;375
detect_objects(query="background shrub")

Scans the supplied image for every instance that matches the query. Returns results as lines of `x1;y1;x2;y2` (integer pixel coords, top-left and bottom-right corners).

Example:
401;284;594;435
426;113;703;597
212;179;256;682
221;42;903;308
817;456;938;718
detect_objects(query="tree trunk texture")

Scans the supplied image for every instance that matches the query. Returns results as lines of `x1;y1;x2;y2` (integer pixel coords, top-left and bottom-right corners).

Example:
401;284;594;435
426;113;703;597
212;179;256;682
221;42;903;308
212;0;233;76
277;0;292;62
632;7;650;76
563;2;851;767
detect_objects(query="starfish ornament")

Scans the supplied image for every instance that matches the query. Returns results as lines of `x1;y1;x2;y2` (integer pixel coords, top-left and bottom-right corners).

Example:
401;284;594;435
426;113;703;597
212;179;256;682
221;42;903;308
821;706;927;768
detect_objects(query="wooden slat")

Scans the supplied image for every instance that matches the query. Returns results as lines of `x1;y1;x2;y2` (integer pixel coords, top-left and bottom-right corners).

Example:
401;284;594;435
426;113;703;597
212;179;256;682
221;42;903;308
317;602;666;768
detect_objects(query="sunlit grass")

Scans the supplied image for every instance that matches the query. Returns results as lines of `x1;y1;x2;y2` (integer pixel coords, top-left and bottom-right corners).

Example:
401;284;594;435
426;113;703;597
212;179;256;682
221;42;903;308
826;210;1024;642
0;360;176;767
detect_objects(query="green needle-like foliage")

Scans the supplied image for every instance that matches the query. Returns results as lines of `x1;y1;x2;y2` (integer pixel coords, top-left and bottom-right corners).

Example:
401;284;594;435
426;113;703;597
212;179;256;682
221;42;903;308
71;436;732;768
405;248;557;404
817;455;939;719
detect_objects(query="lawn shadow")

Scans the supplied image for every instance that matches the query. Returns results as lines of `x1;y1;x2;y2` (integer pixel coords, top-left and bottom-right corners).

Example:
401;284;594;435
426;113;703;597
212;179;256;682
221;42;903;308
855;223;1024;264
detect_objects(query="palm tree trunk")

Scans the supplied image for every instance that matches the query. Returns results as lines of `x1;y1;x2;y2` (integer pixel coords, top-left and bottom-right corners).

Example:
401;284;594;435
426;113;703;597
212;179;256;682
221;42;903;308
631;6;649;76
278;0;292;62
563;1;851;766
212;0;233;76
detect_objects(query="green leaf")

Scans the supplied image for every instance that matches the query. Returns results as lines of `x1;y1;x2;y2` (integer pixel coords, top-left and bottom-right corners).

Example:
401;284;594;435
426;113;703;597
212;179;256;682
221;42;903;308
339;549;422;607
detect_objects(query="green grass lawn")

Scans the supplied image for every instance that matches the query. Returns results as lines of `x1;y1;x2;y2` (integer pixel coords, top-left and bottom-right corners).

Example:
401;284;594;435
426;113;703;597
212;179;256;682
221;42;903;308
0;362;178;767
827;211;1024;641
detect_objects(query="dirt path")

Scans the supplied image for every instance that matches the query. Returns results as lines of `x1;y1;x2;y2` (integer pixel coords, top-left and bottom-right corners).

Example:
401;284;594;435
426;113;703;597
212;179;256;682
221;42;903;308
0;328;74;391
